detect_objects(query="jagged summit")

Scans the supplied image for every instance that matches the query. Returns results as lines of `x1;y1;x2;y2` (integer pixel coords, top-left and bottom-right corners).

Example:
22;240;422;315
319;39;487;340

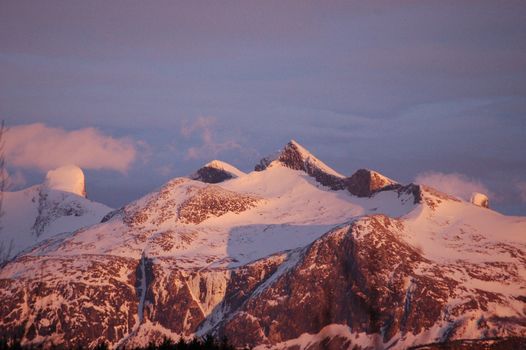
190;160;246;184
346;168;399;197
254;140;403;195
255;140;343;177
44;165;87;197
255;140;346;190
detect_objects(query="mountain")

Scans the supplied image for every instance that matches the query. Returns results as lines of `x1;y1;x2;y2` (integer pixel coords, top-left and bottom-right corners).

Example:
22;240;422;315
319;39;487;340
0;165;112;262
0;142;525;349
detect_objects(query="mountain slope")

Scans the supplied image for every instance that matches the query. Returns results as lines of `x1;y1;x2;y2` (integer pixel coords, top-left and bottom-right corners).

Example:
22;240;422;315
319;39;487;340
0;166;112;261
0;142;524;349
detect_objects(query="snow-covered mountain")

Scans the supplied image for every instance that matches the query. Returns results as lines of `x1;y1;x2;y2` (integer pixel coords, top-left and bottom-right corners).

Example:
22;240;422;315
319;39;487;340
0;165;112;262
0;142;524;349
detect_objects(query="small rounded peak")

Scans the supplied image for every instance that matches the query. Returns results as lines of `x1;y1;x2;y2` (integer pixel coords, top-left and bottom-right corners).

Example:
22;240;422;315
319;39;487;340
45;165;86;197
471;192;489;208
347;169;399;197
191;160;245;184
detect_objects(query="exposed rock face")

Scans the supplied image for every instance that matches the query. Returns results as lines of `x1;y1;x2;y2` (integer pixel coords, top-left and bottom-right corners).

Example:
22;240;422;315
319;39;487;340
191;160;245;184
403;184;461;209
178;186;260;224
0;255;138;349
191;167;235;184
213;218;450;348
255;140;346;190
346;169;398;197
136;255;287;342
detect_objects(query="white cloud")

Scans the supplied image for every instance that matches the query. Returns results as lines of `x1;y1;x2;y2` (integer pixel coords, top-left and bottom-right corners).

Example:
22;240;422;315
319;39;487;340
414;171;491;201
4;123;138;173
181;116;242;160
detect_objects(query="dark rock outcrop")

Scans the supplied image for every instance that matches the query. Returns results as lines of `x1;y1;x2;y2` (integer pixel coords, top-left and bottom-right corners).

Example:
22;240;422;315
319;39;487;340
191;160;244;184
191;167;234;184
346;169;399;197
191;167;233;184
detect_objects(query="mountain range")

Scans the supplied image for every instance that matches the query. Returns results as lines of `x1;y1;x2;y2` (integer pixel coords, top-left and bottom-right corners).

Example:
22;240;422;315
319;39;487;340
0;140;524;349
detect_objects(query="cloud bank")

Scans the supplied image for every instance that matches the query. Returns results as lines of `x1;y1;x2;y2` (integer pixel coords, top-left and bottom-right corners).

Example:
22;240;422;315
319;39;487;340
4;123;137;173
414;171;491;201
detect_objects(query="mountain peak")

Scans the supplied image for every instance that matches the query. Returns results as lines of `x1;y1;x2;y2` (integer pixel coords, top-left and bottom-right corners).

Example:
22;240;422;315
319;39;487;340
287;138;310;156
44;165;87;197
190;160;245;184
255;140;346;190
256;140;343;177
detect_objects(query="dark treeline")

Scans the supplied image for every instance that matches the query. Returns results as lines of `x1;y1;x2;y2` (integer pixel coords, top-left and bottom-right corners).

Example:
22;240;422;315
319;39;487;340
127;336;237;350
0;336;240;350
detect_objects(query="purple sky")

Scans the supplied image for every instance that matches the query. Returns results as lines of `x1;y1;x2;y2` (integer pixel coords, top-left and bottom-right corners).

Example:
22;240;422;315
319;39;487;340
1;1;525;214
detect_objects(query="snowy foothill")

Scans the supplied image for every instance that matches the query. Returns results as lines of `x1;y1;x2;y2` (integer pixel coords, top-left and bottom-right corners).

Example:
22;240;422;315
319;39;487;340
0;165;112;260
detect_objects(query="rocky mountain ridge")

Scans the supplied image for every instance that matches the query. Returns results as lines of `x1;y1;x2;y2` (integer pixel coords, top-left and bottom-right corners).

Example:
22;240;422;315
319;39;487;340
0;141;524;349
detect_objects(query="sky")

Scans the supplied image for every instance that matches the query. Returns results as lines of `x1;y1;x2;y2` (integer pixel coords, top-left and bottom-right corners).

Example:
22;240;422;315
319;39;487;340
1;1;525;214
